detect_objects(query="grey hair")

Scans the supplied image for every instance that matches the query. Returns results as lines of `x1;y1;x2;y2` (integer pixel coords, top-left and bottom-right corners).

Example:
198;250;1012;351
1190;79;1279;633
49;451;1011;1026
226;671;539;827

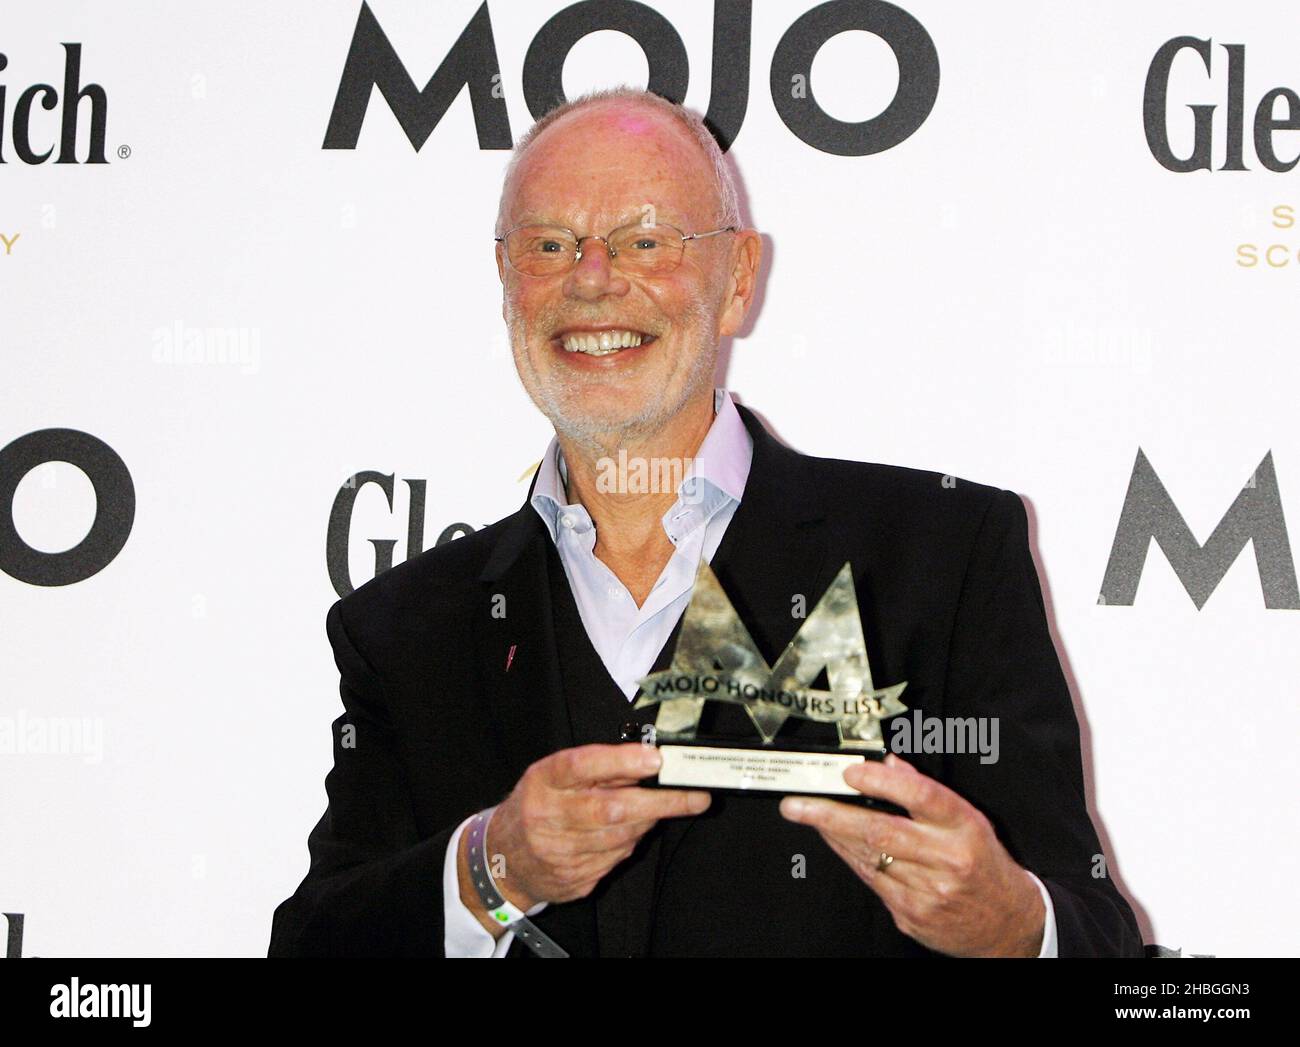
495;86;741;234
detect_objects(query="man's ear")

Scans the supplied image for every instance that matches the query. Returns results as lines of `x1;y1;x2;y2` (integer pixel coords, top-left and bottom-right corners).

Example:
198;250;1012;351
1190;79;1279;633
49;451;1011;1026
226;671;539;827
495;244;508;323
718;230;762;339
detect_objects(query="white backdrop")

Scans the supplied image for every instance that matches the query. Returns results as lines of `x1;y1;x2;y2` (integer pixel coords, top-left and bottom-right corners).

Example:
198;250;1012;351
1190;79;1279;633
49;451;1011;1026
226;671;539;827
2;0;1297;957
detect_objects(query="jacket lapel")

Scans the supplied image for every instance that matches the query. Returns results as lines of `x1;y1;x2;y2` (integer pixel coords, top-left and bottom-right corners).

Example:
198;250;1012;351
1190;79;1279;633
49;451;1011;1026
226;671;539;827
709;403;832;657
473;473;575;778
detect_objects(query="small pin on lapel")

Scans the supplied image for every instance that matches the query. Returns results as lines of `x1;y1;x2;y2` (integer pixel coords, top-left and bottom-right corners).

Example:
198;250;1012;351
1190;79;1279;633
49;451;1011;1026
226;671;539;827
505;643;517;671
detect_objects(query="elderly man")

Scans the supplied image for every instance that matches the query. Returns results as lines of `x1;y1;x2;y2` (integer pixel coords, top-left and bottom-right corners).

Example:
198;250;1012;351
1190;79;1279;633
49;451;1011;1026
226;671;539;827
269;87;1143;958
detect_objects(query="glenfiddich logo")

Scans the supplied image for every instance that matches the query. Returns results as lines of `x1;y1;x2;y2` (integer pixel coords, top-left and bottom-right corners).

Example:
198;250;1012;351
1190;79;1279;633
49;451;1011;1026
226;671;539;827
1145;36;1300;172
326;471;478;596
0;44;110;164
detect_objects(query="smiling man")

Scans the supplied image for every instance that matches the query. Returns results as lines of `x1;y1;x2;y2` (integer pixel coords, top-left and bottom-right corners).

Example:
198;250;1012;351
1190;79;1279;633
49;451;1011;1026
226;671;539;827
269;87;1144;958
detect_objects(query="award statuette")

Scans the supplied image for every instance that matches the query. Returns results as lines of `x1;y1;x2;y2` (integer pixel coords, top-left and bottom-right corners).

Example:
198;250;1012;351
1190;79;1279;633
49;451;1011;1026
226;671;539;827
634;560;908;810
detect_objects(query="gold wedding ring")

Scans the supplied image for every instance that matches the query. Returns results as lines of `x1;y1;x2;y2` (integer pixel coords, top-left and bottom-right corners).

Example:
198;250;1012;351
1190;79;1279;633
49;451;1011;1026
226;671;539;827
876;851;895;873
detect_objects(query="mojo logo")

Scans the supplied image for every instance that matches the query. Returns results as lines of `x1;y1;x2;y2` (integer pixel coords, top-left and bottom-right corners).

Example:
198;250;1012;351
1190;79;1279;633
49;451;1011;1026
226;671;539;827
0;44;108;164
0;429;135;586
1100;450;1299;609
324;0;939;156
3;912;26;958
1144;37;1300;172
327;472;477;595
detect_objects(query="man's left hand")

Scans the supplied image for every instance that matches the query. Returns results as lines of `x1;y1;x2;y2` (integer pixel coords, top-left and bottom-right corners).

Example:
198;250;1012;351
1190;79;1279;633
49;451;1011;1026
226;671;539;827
779;754;1045;957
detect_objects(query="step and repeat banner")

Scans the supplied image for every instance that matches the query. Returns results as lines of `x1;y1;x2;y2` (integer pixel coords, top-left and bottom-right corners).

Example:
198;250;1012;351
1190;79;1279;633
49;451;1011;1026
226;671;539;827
2;1;1297;957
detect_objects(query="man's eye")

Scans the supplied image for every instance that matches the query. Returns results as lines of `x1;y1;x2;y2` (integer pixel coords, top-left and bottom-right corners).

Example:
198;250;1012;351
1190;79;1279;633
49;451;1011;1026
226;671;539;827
538;241;564;253
631;238;658;250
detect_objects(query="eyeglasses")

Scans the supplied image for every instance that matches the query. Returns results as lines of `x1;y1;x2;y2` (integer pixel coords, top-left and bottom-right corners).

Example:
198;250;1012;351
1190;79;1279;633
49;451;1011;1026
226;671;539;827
495;221;737;278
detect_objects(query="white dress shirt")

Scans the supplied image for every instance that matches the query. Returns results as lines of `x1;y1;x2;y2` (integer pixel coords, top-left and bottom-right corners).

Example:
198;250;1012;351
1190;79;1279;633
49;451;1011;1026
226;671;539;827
441;388;1058;957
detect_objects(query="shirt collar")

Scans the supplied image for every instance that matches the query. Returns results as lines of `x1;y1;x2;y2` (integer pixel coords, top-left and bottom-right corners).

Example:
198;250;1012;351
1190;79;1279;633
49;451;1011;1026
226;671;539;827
530;387;753;544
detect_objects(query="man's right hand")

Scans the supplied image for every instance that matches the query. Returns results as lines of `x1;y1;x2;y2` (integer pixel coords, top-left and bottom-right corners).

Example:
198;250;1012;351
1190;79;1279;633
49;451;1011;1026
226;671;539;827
457;743;710;935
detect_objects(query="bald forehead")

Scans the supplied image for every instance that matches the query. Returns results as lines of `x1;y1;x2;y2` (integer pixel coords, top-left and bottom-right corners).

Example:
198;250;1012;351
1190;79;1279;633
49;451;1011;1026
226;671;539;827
527;101;707;172
502;102;721;231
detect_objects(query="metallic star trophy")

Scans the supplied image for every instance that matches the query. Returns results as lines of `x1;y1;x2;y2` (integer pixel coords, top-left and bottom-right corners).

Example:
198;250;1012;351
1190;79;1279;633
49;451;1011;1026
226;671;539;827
634;560;908;808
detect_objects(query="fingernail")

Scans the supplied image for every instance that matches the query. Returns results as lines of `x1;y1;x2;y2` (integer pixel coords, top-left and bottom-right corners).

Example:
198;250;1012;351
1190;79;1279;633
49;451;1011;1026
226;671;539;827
782;797;806;818
641;748;662;771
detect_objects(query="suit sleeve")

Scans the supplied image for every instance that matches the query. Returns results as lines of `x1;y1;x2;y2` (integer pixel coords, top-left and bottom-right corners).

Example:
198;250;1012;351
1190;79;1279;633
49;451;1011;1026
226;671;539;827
940;489;1144;958
268;600;455;957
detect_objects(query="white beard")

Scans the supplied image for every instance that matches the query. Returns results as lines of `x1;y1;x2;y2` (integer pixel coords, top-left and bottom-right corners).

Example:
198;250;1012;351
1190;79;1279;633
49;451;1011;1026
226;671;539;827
503;290;721;458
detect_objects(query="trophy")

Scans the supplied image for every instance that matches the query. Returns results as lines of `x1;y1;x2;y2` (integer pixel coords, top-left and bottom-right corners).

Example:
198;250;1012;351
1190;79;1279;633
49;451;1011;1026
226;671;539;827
634;560;908;810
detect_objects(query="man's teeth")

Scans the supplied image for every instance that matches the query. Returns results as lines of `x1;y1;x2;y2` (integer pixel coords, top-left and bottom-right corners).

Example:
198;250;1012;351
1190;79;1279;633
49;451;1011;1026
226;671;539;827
560;330;648;355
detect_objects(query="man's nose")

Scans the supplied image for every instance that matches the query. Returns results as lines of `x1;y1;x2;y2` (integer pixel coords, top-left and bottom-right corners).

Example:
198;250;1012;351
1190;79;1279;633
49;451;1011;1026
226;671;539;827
564;237;629;300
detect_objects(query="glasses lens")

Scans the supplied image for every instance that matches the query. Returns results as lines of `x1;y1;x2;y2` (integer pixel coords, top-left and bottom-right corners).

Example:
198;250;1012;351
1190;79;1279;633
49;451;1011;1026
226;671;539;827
607;224;685;274
504;226;578;276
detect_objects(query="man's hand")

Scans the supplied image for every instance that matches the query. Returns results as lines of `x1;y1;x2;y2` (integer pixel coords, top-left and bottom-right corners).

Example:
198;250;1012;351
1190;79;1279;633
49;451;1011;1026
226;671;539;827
778;754;1045;957
459;743;710;935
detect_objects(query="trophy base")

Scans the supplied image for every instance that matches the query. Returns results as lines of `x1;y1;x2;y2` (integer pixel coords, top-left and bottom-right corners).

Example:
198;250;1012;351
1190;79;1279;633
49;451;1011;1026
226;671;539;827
642;740;907;814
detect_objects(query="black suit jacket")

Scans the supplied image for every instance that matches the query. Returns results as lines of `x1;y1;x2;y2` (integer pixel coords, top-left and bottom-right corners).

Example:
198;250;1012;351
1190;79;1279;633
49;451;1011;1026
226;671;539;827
269;403;1144;957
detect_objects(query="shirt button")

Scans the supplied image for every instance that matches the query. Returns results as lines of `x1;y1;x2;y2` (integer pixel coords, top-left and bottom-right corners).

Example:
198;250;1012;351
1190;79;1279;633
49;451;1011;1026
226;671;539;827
560;513;576;529
607;586;621;599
